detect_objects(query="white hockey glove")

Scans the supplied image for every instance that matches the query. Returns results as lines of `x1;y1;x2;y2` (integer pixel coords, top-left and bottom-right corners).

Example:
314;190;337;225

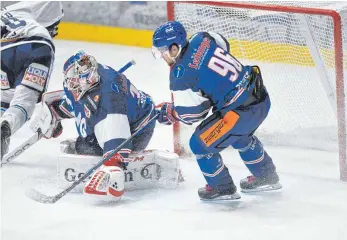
83;165;125;201
30;91;66;139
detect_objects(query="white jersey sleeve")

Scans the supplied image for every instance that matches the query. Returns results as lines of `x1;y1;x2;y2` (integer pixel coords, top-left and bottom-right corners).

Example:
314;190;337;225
172;89;211;124
189;31;230;53
208;31;230;52
1;1;63;41
1;11;51;41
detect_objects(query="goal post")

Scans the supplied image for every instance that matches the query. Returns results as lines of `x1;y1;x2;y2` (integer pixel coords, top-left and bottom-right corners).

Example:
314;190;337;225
167;1;347;181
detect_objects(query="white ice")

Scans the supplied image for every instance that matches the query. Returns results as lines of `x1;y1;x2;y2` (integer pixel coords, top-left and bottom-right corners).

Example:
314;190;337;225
1;40;347;240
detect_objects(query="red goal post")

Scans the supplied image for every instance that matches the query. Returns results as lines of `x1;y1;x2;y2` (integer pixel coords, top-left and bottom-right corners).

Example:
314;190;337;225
167;1;347;181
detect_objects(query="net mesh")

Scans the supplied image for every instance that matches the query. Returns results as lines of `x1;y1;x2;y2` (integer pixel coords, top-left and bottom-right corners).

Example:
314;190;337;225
171;1;347;154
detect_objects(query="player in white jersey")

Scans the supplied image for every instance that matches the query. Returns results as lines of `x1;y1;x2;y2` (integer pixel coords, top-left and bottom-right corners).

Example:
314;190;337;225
1;2;64;159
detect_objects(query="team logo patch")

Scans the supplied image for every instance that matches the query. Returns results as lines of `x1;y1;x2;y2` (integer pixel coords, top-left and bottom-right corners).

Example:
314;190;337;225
1;70;10;90
94;95;99;102
84;104;91;118
23;63;48;91
111;83;119;93
173;64;185;79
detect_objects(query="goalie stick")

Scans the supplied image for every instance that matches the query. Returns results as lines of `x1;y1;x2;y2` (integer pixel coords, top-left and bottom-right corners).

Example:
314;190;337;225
1;60;136;167
26;112;159;204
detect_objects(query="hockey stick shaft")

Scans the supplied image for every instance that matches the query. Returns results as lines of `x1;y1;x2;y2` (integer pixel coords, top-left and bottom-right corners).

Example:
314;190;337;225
1;60;136;166
1;130;42;166
118;59;136;73
28;112;159;203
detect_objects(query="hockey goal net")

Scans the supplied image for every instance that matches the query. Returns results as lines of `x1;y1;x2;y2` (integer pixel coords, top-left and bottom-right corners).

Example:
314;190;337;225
167;1;347;180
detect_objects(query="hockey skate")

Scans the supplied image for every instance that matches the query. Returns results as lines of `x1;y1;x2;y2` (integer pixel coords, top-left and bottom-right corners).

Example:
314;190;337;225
240;172;282;193
198;184;241;201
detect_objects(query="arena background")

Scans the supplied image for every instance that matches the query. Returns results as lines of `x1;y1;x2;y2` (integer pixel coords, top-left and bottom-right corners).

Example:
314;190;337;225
1;1;167;47
2;1;344;68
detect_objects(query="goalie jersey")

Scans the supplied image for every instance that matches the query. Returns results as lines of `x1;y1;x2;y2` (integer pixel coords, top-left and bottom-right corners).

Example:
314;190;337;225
170;32;262;125
59;64;156;161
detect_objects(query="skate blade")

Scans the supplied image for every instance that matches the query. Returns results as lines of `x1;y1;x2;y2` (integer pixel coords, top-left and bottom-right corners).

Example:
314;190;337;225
200;192;241;201
241;183;282;193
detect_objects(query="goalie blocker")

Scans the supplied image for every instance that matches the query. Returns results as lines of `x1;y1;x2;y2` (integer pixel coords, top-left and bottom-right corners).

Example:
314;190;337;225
57;139;184;193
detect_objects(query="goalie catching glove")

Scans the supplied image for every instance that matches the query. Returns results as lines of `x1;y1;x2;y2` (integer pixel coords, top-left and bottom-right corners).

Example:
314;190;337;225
83;152;126;201
30;91;71;139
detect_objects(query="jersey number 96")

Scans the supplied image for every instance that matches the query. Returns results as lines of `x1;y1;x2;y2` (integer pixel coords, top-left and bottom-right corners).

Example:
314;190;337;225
208;47;242;82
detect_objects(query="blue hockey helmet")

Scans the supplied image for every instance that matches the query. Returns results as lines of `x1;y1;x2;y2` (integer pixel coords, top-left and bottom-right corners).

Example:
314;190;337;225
63;50;100;101
152;21;187;60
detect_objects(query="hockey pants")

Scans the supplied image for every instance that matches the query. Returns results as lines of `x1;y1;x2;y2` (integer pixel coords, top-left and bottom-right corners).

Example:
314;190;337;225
189;95;276;190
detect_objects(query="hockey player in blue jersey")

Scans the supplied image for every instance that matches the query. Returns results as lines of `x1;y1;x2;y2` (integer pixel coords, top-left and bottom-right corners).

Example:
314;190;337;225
152;21;282;200
1;2;64;159
30;50;157;200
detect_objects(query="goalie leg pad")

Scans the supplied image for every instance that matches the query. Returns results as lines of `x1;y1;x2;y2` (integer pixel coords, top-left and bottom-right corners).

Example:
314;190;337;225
57;148;182;192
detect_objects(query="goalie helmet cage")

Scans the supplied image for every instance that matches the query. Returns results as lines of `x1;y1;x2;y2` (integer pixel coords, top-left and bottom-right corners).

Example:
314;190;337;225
167;1;347;181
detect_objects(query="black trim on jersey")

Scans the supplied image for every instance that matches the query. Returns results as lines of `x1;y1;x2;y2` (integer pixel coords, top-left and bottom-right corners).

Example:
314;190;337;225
180;42;190;59
2;36;55;52
20;83;42;94
179;32;213;59
1;102;10;109
52;100;73;119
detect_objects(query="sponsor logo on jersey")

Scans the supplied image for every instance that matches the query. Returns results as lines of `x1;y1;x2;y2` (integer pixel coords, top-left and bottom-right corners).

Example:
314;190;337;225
86;95;97;111
1;70;10;90
200;111;240;147
235;70;250;90
23;63;48;91
188;38;211;70
84;104;91;118
173;64;185;78
94;95;99;102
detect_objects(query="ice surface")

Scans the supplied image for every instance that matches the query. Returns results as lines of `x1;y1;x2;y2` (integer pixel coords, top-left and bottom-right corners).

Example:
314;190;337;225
1;40;346;240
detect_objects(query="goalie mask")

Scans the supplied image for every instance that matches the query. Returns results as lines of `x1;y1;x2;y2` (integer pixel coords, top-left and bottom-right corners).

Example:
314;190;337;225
63;50;100;101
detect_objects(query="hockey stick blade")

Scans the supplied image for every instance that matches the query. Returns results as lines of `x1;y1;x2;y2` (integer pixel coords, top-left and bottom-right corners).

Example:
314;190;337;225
25;188;59;204
27;112;159;204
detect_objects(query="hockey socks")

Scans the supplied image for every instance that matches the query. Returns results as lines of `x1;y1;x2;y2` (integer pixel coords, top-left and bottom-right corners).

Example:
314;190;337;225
233;135;276;177
196;152;237;192
233;135;281;192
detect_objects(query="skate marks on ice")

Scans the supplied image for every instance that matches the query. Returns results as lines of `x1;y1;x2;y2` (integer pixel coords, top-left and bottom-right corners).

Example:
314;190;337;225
11;149;346;217
3;132;346;218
